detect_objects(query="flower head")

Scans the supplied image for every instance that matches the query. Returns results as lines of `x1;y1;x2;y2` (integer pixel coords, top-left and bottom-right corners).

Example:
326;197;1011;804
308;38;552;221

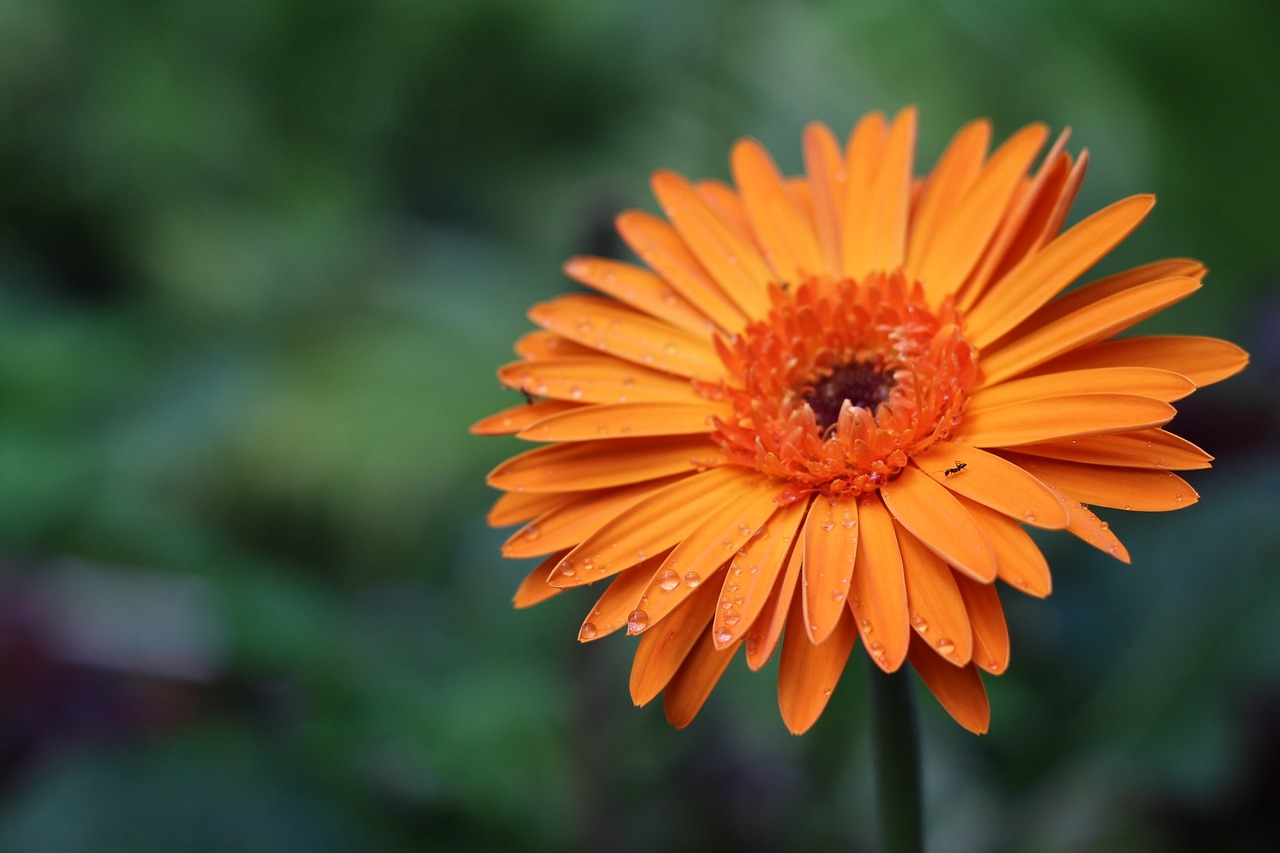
473;108;1247;734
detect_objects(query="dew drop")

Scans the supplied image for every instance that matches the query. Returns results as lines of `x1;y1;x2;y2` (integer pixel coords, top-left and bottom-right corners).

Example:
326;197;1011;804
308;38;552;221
522;524;541;540
936;637;956;655
569;385;584;400
820;515;835;532
658;570;679;591
715;627;733;645
558;560;576;578
636;550;648;561
627;610;650;633
831;590;845;602
580;622;598;640
911;613;929;633
859;619;873;635
580;558;594;572
724;610;741;627
683;571;702;588
721;538;733;549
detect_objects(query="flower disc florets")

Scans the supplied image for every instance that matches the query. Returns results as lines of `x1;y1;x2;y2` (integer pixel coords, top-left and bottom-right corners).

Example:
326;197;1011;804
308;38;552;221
701;271;977;501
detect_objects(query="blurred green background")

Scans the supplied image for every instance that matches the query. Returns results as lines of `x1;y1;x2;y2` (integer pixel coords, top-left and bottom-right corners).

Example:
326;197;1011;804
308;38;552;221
2;0;1278;850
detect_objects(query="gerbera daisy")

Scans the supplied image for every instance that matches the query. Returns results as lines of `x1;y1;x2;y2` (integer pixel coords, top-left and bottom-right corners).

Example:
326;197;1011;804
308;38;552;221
472;107;1247;735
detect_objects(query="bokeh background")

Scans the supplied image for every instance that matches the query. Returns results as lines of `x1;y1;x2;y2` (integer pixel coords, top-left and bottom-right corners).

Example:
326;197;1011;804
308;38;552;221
2;0;1278;850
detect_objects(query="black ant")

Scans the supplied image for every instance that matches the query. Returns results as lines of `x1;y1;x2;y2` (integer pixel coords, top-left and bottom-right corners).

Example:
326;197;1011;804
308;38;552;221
943;461;967;477
520;389;536;405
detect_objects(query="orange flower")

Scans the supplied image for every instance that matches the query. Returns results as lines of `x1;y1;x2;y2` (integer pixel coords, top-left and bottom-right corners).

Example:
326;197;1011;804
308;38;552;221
472;108;1247;734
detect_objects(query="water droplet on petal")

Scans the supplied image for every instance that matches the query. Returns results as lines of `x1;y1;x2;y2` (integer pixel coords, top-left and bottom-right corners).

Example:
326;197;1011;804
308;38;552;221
658;570;679;591
522;524;541;540
683;571;701;588
580;622;598;640
626;610;650;633
936;637;956;655
715;627;733;645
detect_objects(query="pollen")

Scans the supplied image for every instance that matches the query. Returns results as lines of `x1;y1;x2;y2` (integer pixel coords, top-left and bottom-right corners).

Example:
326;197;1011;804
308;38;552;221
700;271;977;501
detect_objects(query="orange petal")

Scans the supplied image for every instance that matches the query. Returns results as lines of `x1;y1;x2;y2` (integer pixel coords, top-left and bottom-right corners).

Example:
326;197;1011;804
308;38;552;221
904;118;991;279
778;596;858;734
551;466;755;586
956;496;1053;597
514;330;596;360
470;400;579;435
879;465;997;583
972;146;1073;288
965;195;1156;349
953;573;1009;675
802;121;845;273
801;494;860;644
695;180;754;244
714;497;808;650
663;631;742;729
498;356;702;404
959;130;1072;307
969;366;1195;407
896;522;973;666
528;294;722;380
487;435;722;494
502;475;683;558
1035;481;1131;562
1004;452;1198;512
487;489;571;527
911;442;1068;529
955;394;1175;448
512;551;569;609
578;554;669;641
651;170;774;317
745;512;808;671
839;111;889;279
1009;428;1212;470
1026;334;1249;388
977;276;1202;386
850;493;910;673
917;123;1048;305
562;255;715;337
731;139;825;284
631;481;784;627
615;210;748;333
861;106;917;274
908;633;990;734
1016;258;1206;328
629;577;721;705
517;401;727;442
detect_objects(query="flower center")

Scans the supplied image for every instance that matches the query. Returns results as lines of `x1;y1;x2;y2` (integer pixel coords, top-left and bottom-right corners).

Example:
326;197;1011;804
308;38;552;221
804;361;894;430
699;271;977;501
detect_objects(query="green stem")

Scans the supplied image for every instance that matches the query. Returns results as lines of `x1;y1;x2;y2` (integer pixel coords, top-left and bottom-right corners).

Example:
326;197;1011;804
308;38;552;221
869;662;923;853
